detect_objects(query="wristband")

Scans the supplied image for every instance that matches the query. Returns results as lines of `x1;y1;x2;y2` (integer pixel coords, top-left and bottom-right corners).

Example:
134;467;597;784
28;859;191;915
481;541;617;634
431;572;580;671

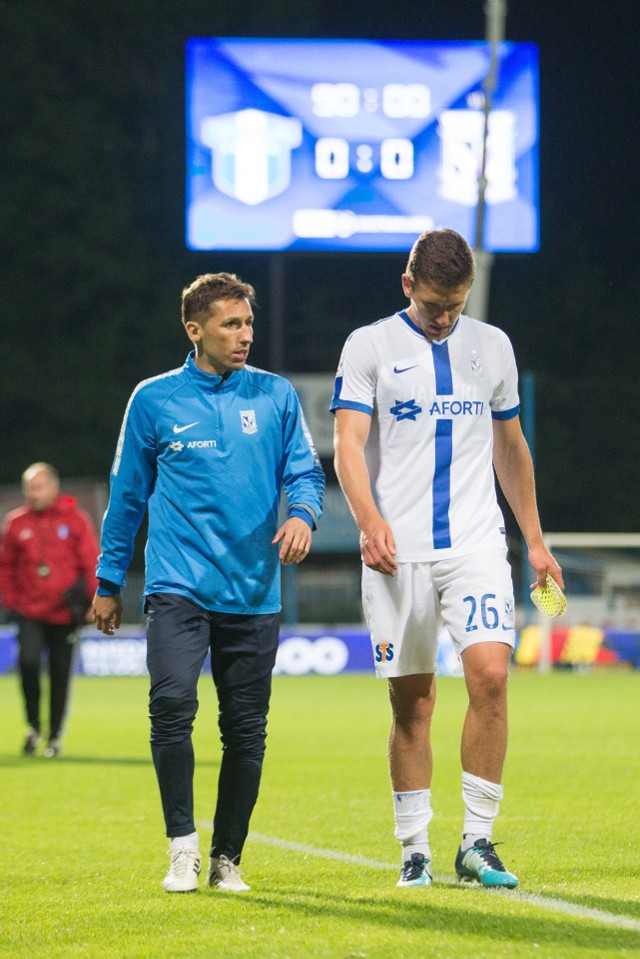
97;578;121;597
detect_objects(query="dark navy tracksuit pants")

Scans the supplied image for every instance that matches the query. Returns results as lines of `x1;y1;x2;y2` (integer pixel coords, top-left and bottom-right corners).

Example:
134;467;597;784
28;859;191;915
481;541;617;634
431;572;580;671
17;618;77;739
146;593;280;863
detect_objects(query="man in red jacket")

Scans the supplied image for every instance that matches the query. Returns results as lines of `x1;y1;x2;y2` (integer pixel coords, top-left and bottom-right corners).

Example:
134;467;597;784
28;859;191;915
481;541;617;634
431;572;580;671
0;463;99;757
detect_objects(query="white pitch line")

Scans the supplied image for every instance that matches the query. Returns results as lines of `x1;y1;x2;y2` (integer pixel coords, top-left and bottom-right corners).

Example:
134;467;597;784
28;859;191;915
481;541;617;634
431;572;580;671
508;889;640;932
196;823;639;932
249;832;396;871
246;831;640;932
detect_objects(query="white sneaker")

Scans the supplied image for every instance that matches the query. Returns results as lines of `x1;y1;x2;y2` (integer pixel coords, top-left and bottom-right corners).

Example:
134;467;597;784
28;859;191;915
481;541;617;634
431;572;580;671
43;738;62;759
162;846;201;893
23;729;41;755
206;854;250;891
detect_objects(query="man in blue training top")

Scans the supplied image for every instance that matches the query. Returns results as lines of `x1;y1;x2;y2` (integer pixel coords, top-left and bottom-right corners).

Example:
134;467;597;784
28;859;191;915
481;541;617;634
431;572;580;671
93;272;324;894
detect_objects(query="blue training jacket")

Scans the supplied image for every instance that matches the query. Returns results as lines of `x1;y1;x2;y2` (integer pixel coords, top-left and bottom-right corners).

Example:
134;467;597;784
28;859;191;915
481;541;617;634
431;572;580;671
97;353;325;614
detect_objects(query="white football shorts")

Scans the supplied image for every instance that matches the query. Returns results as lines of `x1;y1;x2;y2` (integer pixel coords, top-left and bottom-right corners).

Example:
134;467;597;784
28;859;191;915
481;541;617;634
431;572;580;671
362;548;516;678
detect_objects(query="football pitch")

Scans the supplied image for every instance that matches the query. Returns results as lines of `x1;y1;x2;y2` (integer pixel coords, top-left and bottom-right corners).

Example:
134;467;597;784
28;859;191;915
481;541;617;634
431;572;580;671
1;669;639;958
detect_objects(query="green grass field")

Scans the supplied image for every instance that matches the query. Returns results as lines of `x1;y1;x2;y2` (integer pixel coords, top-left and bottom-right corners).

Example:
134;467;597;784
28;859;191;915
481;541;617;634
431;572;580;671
1;668;639;958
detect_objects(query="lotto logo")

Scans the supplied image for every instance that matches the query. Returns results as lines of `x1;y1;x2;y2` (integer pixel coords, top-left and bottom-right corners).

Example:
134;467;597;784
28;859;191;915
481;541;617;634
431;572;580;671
375;642;394;663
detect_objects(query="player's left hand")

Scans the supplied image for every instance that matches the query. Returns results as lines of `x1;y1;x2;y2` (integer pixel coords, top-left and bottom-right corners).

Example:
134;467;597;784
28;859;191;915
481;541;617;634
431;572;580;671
528;543;564;590
273;517;312;565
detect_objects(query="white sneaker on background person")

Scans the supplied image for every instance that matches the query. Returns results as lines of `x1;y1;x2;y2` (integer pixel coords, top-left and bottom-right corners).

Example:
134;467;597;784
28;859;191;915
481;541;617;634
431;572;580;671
207;854;250;891
163;846;201;893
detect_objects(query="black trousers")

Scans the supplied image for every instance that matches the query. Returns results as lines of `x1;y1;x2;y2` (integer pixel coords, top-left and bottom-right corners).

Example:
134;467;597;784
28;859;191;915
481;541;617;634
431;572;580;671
17;618;77;739
146;593;280;863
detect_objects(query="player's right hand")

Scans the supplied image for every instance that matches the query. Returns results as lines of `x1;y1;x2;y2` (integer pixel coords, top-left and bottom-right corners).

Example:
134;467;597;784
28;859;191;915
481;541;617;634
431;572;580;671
360;522;397;576
92;593;123;636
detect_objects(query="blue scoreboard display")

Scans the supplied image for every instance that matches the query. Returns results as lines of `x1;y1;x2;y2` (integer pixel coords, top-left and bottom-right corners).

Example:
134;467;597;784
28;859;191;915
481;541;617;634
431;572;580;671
186;38;539;252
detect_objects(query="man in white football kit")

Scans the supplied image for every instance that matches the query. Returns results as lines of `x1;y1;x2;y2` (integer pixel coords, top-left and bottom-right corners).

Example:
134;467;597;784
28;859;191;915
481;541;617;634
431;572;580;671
331;229;563;889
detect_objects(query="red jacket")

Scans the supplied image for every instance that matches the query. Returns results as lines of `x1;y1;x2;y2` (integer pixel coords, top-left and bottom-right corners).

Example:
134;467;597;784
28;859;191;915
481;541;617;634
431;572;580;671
0;495;99;626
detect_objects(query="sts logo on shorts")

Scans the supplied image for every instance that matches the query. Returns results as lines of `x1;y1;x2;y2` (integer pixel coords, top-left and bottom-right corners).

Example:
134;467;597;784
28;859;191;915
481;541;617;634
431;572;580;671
375;642;394;663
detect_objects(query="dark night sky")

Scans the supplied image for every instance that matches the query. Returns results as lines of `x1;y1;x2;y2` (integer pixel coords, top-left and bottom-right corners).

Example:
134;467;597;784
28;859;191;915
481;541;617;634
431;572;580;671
1;0;639;531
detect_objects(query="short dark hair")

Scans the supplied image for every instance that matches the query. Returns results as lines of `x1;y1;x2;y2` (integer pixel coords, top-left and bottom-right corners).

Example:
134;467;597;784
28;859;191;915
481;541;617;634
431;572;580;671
405;229;475;289
181;273;256;326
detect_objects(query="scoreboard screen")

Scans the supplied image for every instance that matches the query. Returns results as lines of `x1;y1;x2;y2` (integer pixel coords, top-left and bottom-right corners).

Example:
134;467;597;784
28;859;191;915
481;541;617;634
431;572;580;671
186;38;539;252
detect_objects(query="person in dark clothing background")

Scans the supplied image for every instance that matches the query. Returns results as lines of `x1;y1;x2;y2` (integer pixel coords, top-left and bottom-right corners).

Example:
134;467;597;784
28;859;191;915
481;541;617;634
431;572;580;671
0;462;99;757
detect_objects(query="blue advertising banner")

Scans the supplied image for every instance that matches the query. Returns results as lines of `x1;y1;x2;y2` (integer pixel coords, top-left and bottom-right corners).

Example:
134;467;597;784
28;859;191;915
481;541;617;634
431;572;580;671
2;625;638;676
0;625;462;677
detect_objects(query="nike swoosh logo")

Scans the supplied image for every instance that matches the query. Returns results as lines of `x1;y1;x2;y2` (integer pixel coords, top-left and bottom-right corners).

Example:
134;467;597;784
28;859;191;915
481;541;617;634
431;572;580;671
173;422;199;434
393;364;419;374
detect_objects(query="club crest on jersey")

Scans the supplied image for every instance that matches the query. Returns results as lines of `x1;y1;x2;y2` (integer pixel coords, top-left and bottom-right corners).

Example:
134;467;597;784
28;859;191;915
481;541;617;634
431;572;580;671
240;409;258;434
470;350;484;377
389;399;423;422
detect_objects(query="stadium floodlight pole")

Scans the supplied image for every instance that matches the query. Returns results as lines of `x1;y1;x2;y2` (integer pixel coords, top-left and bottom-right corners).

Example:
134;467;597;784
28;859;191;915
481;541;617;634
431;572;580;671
466;0;507;325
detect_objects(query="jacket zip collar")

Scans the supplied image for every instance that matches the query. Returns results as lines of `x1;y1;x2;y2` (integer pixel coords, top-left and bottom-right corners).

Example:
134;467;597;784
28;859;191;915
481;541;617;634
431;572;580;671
185;352;243;393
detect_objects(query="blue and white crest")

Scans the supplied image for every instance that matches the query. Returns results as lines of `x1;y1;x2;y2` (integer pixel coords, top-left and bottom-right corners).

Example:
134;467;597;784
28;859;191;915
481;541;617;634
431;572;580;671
200;109;302;206
503;599;515;626
469;350;484;377
240;410;258;435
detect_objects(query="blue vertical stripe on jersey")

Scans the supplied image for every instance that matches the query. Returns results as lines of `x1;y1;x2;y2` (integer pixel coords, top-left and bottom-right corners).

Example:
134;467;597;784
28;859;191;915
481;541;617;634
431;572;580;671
432;342;453;394
433;419;453;548
431;341;453;547
331;375;343;408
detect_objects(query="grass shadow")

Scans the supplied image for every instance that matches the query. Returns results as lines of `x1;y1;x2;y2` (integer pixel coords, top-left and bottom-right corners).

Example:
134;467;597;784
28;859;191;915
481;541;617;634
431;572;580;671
526;886;640;920
242;887;640;950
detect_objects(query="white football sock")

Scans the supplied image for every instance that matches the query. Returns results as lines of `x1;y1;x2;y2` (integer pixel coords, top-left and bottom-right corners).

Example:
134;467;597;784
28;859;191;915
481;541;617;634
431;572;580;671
170;831;199;851
461;771;503;849
392;789;433;863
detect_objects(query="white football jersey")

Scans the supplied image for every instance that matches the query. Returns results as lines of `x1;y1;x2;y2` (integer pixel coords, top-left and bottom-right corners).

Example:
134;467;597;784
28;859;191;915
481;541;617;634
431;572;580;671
331;310;520;561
